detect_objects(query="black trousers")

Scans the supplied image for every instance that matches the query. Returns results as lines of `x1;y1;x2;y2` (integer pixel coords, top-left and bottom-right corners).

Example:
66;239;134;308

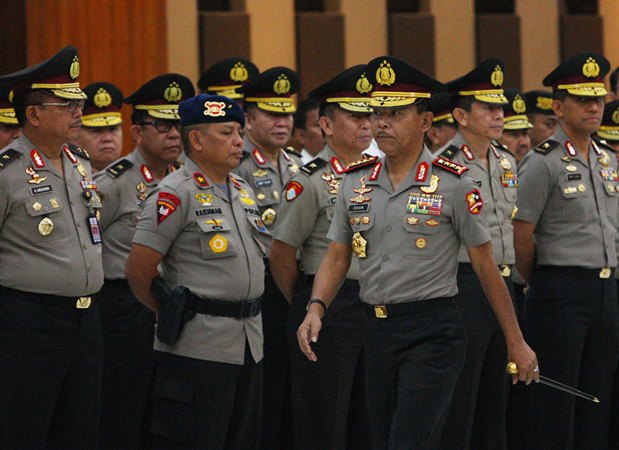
287;276;372;450
522;266;619;450
0;288;102;450
150;347;263;450
365;298;466;450
99;279;156;450
260;259;293;450
440;263;513;450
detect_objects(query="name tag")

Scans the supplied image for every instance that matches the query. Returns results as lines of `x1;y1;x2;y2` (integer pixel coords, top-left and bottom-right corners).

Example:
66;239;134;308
30;185;53;195
348;204;369;212
194;207;223;217
255;178;273;188
566;173;581;181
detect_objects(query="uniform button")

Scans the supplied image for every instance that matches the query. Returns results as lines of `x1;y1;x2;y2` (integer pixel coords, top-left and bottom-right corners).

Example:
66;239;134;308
379;282;385;288
383;255;389;261
82;244;87;249
385;225;392;232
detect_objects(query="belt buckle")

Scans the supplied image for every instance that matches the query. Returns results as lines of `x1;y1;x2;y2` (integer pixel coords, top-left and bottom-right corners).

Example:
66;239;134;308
500;265;512;277
76;296;91;309
599;267;611;279
374;305;387;319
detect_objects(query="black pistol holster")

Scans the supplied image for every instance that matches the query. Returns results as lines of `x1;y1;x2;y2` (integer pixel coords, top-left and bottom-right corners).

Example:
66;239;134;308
151;277;195;345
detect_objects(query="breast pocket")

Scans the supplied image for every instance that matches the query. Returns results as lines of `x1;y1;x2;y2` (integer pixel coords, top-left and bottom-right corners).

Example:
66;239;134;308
349;212;375;232
603;183;619;225
246;214;271;257
503;187;517;203
196;216;238;259
402;215;441;259
557;182;593;222
24;196;69;243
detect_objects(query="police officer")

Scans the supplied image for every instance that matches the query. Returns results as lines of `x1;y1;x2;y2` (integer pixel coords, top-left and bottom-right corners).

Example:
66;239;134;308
426;91;456;153
270;65;374;450
126;93;267;449
0;46;103;449
235;66;302;449
499;88;533;163
94;74;194;449
514;52;619;449
297;56;537;450
0;84;20;148
436;58;518;450
292;97;324;163
523;89;558;148
197;56;259;107
77;82;124;172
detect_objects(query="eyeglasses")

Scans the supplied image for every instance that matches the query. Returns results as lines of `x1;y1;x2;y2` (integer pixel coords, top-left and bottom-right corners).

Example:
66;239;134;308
138;119;180;133
33;100;85;112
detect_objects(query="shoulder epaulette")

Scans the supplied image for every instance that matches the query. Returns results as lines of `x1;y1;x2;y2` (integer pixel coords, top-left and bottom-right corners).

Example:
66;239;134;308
344;155;378;172
432;157;469;176
106;158;134;178
593;136;615;152
533;139;560;155
67;143;90;160
300;157;328;175
493;141;514;157
0;148;20;170
439;144;459;160
285;147;302;159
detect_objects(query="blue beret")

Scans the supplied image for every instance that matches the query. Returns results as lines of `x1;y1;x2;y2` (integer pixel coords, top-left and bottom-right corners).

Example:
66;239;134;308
179;94;245;127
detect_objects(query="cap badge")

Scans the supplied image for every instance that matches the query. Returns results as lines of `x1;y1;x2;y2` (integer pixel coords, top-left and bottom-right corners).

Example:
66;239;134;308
512;95;526;114
613;108;619;125
204;101;226;117
164;82;183;102
491;65;503;87
94;88;112;108
230;62;249;83
536;96;553;111
356;74;372;94
69;55;80;80
376;60;396;86
273;74;291;95
582;57;600;79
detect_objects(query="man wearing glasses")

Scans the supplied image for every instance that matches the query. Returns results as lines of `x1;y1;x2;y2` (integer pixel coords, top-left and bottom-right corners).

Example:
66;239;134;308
0;46;103;449
93;73;194;449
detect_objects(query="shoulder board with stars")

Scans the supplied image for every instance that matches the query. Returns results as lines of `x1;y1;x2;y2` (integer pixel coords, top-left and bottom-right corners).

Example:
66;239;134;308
0;148;20;170
533;139;560;155
344;155;378;173
493;140;514;157
67;143;90;160
300;157;328;175
106;159;134;178
439;145;460;160
432;157;469;176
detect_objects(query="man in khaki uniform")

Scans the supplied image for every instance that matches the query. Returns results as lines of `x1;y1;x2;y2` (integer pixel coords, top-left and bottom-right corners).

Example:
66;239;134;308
297;56;537;450
438;59;519;450
270;65;375;450
426;91;456;153
499;88;533;163
234;66;302;449
523;90;558;149
0;46;103;449
126;93;267;449
94;73;194;449
514;52;619;449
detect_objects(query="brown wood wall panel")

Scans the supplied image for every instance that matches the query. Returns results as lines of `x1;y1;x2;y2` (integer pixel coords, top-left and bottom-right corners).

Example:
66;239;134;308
476;14;522;89
26;0;168;155
296;12;345;99
559;15;603;61
0;0;26;74
199;12;251;72
388;13;435;77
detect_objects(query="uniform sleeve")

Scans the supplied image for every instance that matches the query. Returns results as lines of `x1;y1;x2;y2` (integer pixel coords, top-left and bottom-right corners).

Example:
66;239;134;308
94;172;121;232
326;175;353;245
513;152;553;225
272;174;319;247
133;184;186;256
452;174;492;249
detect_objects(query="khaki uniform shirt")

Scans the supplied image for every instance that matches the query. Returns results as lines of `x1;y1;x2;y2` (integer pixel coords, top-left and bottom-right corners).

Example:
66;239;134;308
133;157;267;364
0;134;103;295
273;145;360;279
439;132;517;265
328;147;491;304
94;149;160;280
233;137;301;251
515;126;619;268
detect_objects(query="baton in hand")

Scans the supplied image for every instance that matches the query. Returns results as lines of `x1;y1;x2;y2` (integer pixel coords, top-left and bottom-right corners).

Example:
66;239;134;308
506;362;600;403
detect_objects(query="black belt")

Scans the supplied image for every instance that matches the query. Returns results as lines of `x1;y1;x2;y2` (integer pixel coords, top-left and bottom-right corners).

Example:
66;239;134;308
536;265;614;279
0;285;97;309
189;294;262;318
104;278;130;287
365;297;455;319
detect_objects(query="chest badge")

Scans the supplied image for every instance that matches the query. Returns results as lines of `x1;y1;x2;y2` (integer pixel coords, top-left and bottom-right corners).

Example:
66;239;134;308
350;176;373;203
136;182;148;203
195;192;213;206
351;232;367;258
321;172;341;194
420;174;440;194
38;217;54;236
25;166;46;184
500;158;512;171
